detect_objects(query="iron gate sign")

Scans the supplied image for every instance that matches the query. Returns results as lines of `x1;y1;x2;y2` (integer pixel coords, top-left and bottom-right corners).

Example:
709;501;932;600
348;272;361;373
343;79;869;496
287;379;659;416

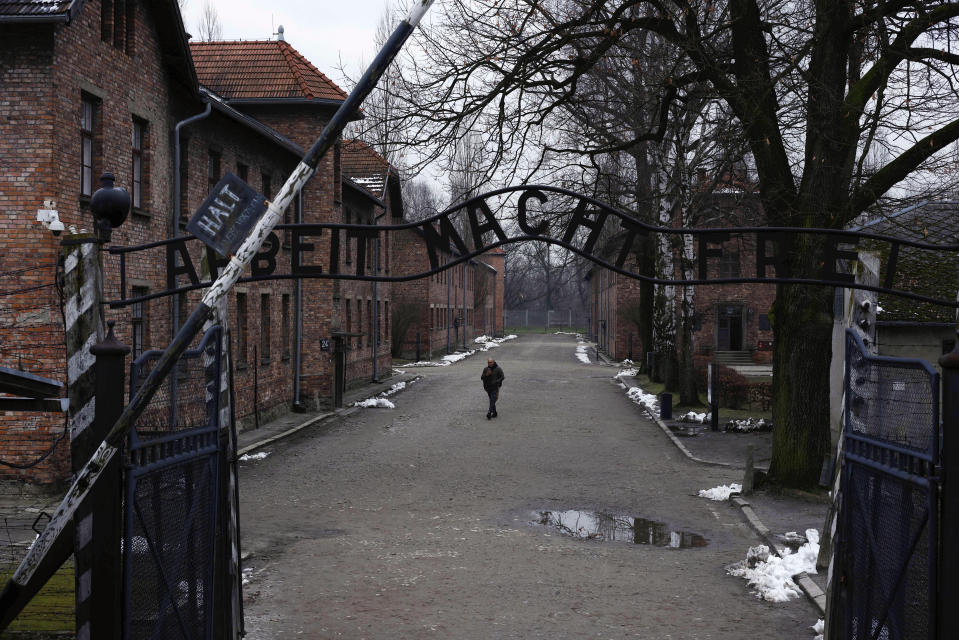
108;185;959;309
186;172;268;257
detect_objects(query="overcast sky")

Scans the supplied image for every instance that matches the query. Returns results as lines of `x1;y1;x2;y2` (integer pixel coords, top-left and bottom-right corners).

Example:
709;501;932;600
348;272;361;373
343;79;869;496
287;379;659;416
179;0;393;89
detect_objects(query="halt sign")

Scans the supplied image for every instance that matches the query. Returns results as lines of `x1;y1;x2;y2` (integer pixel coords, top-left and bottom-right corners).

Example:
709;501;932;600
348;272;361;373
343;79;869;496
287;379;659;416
187;172;268;257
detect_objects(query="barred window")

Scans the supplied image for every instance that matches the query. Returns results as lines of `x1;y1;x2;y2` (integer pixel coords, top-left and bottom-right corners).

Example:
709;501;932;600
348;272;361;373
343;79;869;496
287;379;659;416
80;96;98;197
131;118;147;210
131;286;148;359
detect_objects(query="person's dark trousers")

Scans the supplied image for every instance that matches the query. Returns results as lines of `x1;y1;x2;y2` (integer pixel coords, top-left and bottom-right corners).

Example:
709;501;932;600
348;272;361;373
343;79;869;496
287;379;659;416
487;388;499;418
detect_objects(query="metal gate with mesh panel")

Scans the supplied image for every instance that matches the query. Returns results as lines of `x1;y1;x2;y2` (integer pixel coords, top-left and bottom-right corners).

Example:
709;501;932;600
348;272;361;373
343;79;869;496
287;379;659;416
123;327;223;640
832;329;940;639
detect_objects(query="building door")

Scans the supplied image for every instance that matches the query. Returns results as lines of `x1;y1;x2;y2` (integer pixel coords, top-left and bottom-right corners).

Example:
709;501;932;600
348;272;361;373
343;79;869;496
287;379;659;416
717;305;744;351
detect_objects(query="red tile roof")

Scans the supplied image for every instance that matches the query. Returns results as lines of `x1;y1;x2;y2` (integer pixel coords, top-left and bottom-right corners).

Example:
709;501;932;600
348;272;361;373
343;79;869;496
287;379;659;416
342;139;392;197
189;40;347;101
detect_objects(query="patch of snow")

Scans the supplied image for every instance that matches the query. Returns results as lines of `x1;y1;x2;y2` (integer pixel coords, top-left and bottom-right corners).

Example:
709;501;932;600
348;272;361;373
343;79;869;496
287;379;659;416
575;342;591;364
381;381;406;397
812;618;824;639
239;451;270;462
553;331;580;336
614;367;638;379
353;397;396;409
626;386;658;411
698;483;742;501
725;418;772;433
679;411;709;424
442;350;475;364
727;529;820;602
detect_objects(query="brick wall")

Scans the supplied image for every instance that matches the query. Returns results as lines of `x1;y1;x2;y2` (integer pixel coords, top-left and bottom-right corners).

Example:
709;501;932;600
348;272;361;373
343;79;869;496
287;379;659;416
0;24;67;481
0;2;358;479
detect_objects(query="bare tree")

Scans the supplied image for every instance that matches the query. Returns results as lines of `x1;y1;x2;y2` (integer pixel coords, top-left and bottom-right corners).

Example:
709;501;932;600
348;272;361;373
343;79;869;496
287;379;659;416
388;0;959;487
401;178;442;222
195;0;222;41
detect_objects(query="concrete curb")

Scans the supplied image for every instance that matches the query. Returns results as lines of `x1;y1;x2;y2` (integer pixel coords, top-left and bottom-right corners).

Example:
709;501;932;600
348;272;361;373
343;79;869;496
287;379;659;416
732;496;826;616
237;374;421;456
611;369;826;616
613;378;734;468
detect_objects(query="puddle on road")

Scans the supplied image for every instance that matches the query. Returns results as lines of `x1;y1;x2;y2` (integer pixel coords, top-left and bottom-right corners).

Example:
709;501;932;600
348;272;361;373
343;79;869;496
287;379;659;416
531;510;707;548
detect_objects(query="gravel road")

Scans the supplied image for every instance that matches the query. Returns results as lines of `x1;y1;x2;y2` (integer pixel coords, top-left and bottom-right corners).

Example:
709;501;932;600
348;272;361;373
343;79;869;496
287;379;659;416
238;333;818;639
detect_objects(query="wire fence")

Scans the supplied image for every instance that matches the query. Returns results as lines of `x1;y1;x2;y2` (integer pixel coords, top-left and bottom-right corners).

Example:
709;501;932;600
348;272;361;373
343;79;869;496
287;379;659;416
504;309;589;331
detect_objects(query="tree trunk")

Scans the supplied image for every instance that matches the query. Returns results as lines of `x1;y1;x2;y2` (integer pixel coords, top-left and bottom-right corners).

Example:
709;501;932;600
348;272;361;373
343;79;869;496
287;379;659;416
768;282;834;487
678;293;699;405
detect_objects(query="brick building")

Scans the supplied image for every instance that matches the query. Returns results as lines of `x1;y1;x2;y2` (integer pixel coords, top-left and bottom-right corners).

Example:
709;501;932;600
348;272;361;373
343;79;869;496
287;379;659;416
390;226;504;360
589;189;775;367
337;139;397;387
0;0;399;480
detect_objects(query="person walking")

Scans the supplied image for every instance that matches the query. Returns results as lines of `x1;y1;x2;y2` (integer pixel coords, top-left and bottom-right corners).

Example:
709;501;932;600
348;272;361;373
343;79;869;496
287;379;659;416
481;357;505;420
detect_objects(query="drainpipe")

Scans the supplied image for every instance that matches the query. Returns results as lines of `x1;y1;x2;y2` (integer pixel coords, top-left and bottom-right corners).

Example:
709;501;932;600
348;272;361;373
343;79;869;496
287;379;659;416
172;102;212;425
372;166;392;383
293;191;305;410
173;102;212;238
172;101;213;329
462;262;467;350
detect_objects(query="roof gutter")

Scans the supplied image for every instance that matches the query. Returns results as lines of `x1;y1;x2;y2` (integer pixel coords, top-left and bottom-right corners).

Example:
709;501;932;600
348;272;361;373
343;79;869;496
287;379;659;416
0;14;70;23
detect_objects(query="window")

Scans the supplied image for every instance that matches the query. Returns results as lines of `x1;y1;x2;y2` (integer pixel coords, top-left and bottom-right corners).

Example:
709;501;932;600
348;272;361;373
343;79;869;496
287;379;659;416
719;249;741;278
356;298;362;347
131;118;147;210
80;96;98;197
345;208;353;264
131;286;148;358
759;314;771;331
260;294;271;362
236;293;248;365
346;299;352;346
237;162;249;183
367;300;372;347
281;294;291;359
208;150;221;192
261;173;272;200
178;136;190;226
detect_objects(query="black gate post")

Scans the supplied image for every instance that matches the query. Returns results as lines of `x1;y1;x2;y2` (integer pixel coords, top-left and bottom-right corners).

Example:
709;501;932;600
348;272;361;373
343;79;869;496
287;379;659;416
939;336;959;638
84;321;129;640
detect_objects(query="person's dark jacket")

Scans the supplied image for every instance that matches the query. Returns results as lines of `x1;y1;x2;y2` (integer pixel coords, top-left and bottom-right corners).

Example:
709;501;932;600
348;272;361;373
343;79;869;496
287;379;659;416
481;362;505;392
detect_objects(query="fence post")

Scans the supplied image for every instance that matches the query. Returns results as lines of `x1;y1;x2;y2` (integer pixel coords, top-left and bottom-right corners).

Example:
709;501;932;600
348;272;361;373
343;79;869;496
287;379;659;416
709;362;719;431
939;337;959;638
85;321;128;640
61;236;115;640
